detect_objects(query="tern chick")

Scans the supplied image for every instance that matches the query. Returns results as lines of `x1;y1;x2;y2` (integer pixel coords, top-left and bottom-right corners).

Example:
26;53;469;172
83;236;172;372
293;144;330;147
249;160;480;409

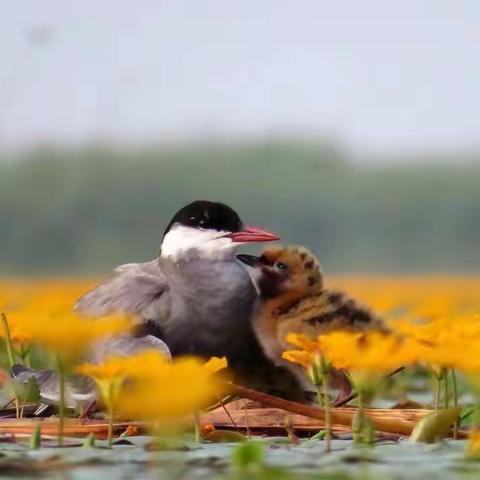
237;246;387;398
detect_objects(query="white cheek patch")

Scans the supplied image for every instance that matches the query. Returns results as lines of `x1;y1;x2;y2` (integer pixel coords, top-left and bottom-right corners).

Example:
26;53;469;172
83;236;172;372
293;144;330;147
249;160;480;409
161;225;237;260
240;264;264;295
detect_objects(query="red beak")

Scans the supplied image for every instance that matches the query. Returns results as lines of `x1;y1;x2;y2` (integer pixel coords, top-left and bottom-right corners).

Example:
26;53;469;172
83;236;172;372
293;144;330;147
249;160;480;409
230;225;280;243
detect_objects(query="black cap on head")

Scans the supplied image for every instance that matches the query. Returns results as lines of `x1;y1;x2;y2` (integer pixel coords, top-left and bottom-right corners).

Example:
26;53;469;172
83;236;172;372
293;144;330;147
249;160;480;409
163;201;243;237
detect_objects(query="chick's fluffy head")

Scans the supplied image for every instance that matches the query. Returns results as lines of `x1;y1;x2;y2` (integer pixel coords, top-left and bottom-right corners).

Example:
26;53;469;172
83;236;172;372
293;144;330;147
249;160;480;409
260;245;323;293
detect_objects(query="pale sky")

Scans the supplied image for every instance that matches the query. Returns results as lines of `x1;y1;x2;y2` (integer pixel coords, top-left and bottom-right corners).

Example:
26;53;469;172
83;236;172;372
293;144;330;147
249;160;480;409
1;1;479;157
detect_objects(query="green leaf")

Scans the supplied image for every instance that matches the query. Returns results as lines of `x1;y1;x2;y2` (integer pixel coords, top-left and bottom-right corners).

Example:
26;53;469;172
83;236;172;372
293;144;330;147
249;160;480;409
83;433;96;448
12;377;40;403
409;407;461;443
232;441;265;470
459;407;475;426
29;422;41;450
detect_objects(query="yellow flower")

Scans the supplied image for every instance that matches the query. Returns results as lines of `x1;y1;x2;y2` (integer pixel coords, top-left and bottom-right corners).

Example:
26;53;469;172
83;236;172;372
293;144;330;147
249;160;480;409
393;315;480;375
318;331;416;372
117;356;227;425
77;350;171;401
0;316;32;345
283;335;326;386
203;356;228;375
318;331;418;390
75;349;169;383
285;333;320;353
19;312;132;363
466;429;480;459
282;350;315;371
77;350;169;382
78;350;171;446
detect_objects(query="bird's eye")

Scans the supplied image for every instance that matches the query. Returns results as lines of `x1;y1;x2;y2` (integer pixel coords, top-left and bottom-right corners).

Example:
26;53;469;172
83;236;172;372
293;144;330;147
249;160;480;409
199;218;206;226
275;262;288;270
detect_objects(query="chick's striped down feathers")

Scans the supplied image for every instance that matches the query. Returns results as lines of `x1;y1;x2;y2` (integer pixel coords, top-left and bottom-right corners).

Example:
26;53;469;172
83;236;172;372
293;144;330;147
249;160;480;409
248;246;388;390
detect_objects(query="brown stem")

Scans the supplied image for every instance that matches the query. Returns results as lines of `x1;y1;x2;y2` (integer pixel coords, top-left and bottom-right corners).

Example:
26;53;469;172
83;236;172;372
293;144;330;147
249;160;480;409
228;382;425;436
219;398;237;428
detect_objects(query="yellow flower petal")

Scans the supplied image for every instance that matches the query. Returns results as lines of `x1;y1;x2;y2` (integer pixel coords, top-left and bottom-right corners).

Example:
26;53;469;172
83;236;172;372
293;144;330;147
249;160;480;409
285;333;319;353
203;356;228;374
282;350;315;370
117;356;228;425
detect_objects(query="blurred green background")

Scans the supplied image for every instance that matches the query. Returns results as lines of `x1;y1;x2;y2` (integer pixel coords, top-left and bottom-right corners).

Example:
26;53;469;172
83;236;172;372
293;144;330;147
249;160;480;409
2;2;479;275
2;142;479;275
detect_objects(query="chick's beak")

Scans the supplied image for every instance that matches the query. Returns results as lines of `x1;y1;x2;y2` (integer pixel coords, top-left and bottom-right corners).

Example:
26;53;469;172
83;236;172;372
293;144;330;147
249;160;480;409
236;254;262;267
229;225;280;243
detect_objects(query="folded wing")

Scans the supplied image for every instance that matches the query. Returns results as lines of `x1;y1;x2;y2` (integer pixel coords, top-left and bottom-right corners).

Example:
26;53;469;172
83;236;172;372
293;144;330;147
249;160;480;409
74;260;169;321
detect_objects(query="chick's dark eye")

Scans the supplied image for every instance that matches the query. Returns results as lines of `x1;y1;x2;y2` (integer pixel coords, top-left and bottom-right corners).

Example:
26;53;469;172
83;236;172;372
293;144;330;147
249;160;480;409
275;262;288;270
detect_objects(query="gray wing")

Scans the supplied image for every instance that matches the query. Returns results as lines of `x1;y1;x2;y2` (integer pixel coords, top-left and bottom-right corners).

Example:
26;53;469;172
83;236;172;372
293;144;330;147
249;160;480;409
74;260;170;320
90;334;172;363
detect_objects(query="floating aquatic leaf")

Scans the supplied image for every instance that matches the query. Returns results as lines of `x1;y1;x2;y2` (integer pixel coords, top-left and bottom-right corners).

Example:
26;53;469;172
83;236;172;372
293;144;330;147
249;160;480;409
83;432;96;448
232;441;265;470
409;407;461;443
29;422;41;449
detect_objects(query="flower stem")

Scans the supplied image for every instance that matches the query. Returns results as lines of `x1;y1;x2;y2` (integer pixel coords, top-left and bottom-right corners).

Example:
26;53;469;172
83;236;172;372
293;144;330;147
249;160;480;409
451;369;458;439
352;390;368;445
1;313;19;418
1;313;16;367
321;359;332;453
313;362;326;443
315;384;323;408
451;369;458;407
20;380;33;419
443;368;450;408
57;361;66;447
433;374;442;410
20;344;31;368
107;382;114;448
194;411;201;443
358;390;364;411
